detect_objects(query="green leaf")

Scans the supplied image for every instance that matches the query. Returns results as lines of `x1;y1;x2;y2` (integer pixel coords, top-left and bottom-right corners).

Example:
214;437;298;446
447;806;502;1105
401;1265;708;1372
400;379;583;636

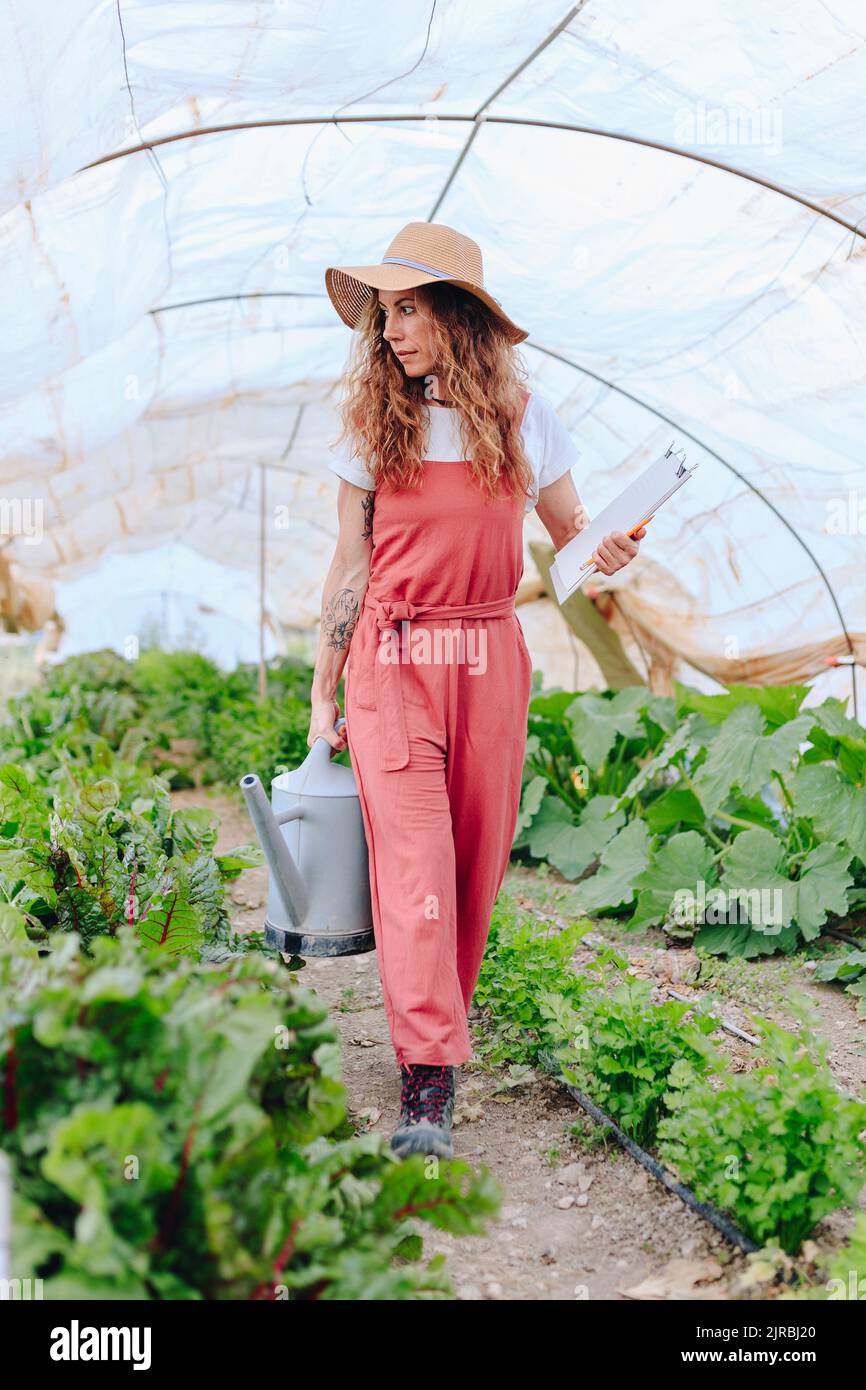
514;775;547;839
615;714;702;806
718;790;785;834
77;780;121;826
692;707;812;817
196;993;282;1125
529;794;625;880
791;763;866;864
639;694;680;735
0;762;33;791
571;819;652;914
628;831;717;930
718;827;797;935
371;1156;502;1238
567;688;647;772
695;920;801;957
804;700;866;783
793;842;854;940
675;681;810;728
807;698;864;742
214;843;266;877
169;806;220;856
527;689;579;722
812;950;866;984
137;891;204;956
644;786;705;833
0;902;39;958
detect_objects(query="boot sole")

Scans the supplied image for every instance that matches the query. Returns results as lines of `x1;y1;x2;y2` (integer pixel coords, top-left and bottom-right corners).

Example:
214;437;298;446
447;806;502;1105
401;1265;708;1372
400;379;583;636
390;1122;454;1159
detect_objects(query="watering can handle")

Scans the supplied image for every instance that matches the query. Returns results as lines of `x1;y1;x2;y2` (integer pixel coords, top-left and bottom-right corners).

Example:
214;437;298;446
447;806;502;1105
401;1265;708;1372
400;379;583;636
312;701;346;754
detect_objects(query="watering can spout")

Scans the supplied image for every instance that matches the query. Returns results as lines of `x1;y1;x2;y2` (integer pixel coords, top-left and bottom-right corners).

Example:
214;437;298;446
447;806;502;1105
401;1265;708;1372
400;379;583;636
239;773;309;928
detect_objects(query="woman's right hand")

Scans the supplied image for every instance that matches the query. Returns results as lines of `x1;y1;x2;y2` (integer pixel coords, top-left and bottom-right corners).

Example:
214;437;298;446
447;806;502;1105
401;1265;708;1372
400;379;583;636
307;697;347;753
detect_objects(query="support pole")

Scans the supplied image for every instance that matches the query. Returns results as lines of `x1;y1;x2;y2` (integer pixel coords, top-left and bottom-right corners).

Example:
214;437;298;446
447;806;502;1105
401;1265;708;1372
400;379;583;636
528;540;645;690
258;461;266;702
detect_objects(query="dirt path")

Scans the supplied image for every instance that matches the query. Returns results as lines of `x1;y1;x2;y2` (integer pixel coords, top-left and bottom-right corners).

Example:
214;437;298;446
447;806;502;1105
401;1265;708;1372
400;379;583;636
177;785;866;1301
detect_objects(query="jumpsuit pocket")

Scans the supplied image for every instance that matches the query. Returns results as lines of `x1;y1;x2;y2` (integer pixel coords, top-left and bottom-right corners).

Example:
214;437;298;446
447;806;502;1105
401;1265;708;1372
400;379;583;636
347;620;378;709
349;620;431;710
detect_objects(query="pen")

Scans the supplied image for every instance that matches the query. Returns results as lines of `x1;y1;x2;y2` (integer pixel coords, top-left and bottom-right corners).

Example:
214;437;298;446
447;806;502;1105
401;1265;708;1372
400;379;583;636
579;514;653;571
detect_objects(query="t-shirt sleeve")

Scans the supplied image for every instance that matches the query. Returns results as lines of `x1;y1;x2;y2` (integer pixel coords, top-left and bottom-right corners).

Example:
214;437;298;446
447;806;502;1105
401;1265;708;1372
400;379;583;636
536;395;582;491
328;435;376;491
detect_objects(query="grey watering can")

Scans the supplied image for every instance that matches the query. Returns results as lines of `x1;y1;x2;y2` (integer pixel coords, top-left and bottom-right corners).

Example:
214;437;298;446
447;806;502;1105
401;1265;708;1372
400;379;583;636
239;715;375;956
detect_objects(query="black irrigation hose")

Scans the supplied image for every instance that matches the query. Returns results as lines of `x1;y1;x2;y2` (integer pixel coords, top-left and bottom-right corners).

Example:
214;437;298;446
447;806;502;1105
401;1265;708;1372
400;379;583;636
822;925;864;949
532;1044;762;1255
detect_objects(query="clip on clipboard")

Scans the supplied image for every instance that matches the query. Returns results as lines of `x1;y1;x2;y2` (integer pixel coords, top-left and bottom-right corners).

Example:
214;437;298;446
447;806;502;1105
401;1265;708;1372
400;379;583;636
549;441;699;606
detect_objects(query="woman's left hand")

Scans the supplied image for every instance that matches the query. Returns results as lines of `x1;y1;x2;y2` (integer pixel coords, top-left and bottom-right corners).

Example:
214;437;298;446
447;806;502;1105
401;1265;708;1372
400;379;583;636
591;526;647;576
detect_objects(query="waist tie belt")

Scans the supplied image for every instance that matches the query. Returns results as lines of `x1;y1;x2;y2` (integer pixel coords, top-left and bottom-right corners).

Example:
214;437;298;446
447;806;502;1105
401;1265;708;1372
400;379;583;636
362;592;518;771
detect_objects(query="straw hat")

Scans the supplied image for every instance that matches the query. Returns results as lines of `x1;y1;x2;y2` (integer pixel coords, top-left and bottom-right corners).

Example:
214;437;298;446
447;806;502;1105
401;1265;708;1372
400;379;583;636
324;222;528;345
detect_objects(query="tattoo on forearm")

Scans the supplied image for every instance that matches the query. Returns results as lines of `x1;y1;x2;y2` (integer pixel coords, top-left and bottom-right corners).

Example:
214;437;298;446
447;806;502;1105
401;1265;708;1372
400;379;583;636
361;490;374;540
324;588;360;651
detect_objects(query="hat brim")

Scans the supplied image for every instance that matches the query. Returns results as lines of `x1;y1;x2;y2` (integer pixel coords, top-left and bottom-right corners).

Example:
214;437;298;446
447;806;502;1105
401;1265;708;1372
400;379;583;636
324;264;528;345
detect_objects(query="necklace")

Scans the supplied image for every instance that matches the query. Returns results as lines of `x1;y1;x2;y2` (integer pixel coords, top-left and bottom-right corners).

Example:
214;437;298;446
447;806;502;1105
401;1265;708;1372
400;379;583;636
429;396;454;407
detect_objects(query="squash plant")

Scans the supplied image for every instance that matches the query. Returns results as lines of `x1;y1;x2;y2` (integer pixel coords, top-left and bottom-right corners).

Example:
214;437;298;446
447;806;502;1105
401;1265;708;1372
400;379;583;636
514;681;866;957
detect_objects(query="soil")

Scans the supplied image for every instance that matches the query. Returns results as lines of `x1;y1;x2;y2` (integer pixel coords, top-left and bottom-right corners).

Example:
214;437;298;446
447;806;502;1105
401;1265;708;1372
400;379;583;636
174;784;866;1302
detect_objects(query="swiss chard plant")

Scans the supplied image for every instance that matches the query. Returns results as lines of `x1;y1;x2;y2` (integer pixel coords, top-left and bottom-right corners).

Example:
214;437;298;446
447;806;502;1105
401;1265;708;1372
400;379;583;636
0;645;350;794
2;927;500;1300
0;759;262;957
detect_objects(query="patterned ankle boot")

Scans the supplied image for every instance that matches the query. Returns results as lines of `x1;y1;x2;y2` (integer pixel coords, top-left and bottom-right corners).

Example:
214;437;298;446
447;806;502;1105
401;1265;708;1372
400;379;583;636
390;1062;456;1158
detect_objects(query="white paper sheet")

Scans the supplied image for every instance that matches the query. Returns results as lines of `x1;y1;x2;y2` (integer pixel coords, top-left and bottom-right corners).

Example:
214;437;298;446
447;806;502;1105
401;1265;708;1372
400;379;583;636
550;446;699;605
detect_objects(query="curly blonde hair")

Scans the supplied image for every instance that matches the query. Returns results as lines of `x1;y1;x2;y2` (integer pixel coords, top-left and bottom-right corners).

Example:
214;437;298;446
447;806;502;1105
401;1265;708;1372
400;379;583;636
330;282;535;507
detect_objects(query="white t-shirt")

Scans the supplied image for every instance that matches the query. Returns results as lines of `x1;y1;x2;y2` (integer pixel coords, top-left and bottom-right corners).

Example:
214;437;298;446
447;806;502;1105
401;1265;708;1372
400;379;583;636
327;391;581;514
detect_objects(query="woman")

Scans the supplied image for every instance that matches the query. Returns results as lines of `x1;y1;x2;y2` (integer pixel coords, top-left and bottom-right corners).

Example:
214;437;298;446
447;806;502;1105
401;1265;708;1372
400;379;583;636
308;223;644;1160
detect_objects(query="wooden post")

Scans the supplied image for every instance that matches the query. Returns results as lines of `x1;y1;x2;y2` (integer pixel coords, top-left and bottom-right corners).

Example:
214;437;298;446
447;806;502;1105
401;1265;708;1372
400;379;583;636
528;540;645;690
258;461;266;702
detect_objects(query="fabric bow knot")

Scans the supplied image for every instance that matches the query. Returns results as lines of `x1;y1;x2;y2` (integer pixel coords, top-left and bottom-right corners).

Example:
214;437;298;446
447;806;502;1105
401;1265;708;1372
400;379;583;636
374;599;418;632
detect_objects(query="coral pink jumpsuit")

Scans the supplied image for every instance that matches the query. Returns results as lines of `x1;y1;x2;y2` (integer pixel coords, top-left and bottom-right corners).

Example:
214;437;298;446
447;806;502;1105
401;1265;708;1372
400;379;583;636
342;391;534;1067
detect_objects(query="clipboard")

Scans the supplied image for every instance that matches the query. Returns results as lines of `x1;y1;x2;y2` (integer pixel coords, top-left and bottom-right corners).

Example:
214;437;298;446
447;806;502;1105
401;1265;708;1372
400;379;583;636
549;441;699;606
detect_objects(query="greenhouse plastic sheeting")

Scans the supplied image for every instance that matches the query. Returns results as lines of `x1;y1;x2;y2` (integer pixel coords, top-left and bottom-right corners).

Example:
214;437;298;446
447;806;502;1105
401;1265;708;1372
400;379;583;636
0;0;864;710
